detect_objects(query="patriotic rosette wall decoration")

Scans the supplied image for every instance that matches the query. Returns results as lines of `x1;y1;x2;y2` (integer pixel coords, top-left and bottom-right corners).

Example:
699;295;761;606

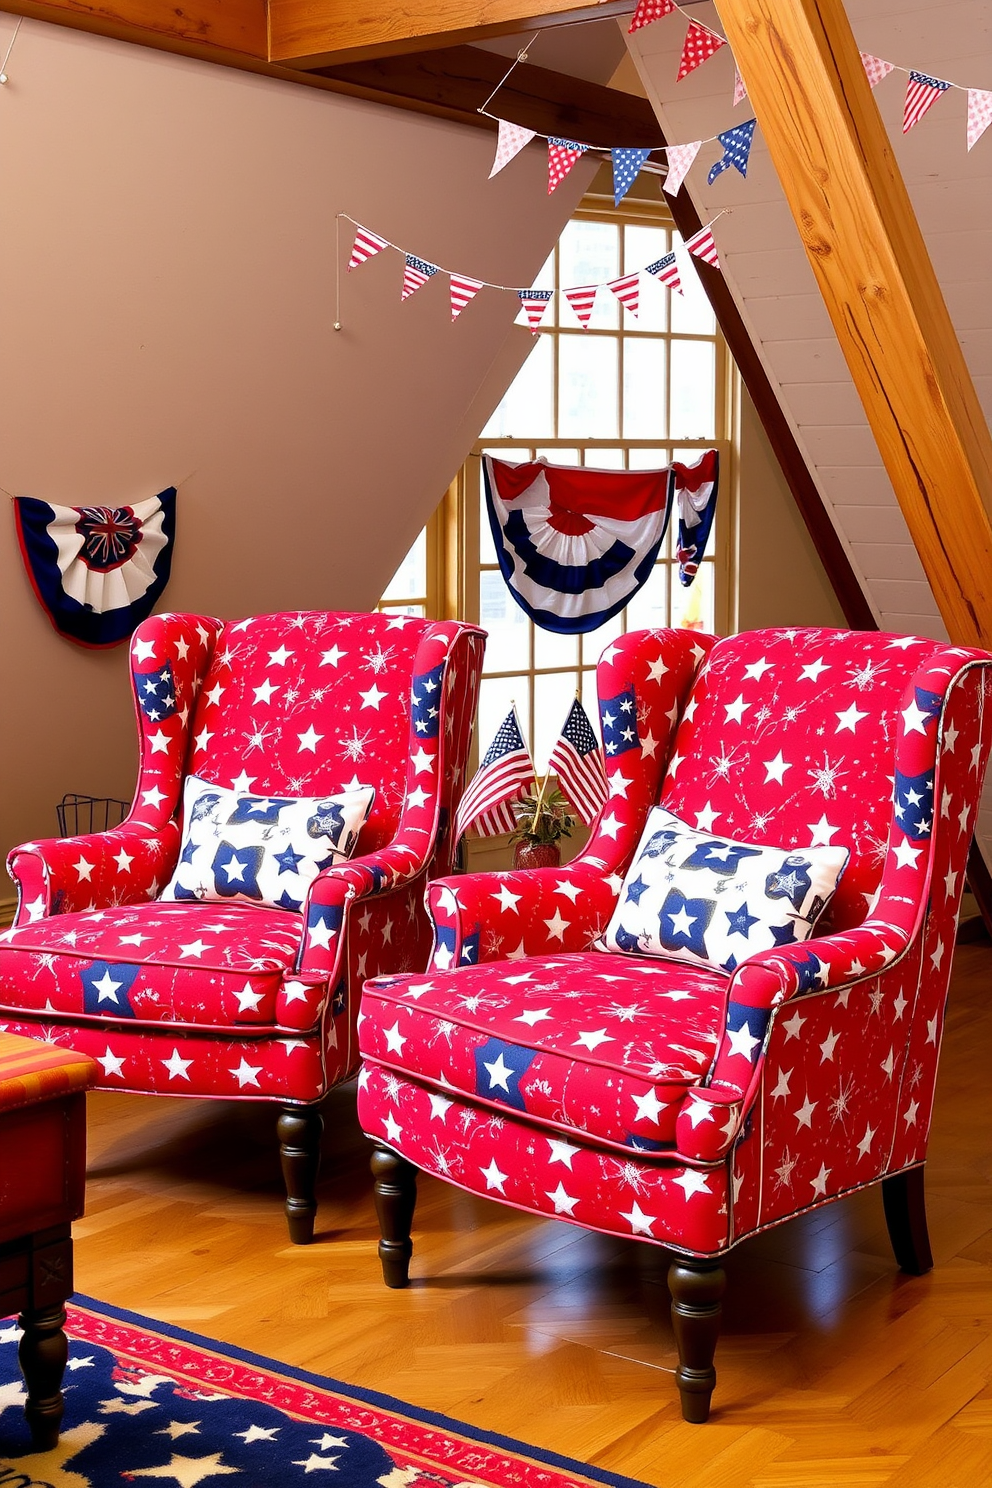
13;486;177;647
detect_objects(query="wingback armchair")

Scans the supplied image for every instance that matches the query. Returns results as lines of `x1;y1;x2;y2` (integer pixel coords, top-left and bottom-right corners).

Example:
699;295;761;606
0;610;484;1242
356;626;992;1419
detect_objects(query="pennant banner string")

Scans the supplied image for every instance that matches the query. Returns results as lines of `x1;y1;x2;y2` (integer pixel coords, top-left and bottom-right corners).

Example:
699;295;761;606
477;29;546;117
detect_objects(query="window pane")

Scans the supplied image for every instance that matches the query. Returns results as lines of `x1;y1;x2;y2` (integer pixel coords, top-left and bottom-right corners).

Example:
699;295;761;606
534;671;581;773
670;243;716;335
381;529;426;602
558;336;619;438
627;564;669;629
624;224;669;332
536;448;580;465
483;338;554;438
480;571;530;673
478;677;531;763
535;627;579;670
671;564;715;633
380;603;426;618
580;668;599;730
670;340;716;439
559;220;619;329
623;337;667;439
627;447;670;469
586;448;625;469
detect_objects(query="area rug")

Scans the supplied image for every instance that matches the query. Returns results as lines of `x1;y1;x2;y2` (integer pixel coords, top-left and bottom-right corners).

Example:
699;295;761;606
0;1296;652;1488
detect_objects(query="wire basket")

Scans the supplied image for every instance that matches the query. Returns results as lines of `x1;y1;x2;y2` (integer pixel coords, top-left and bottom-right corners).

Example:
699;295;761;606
56;794;130;838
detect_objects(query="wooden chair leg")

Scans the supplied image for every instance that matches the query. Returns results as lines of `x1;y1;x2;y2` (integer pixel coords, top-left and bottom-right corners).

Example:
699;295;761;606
18;1303;68;1451
668;1256;726;1423
277;1105;324;1244
371;1144;417;1289
882;1166;933;1275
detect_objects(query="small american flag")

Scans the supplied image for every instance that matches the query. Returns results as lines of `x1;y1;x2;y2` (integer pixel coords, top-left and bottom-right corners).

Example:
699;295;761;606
646;251;682;295
518;288;554;334
402;254;439;301
607;272;641;318
903;70;951;134
684;224;720;269
455;706;536;840
549;697;608;827
348;226;388;271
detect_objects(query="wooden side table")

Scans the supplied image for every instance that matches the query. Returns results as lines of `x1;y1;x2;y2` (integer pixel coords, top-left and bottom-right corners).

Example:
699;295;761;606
0;1032;96;1450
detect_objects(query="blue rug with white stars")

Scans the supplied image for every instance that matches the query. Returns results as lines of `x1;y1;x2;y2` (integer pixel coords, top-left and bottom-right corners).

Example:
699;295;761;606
0;1297;651;1488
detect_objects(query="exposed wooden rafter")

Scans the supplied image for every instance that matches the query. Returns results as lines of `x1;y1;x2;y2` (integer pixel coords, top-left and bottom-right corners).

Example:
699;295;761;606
716;0;992;651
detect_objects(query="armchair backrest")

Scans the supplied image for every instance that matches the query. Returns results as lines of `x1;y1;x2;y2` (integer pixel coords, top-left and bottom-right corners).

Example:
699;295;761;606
658;628;991;933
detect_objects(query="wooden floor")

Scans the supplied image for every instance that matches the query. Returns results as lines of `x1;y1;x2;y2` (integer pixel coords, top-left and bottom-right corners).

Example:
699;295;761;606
74;941;992;1488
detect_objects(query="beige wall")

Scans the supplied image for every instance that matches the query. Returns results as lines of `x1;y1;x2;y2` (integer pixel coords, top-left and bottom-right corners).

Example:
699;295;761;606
0;19;595;874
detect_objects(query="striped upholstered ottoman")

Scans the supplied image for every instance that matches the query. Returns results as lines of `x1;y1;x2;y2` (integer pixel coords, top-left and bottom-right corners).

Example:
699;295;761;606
0;1032;96;1448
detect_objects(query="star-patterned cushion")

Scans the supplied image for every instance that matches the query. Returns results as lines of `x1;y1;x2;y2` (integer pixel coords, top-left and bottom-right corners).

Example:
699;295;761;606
160;775;374;913
600;806;848;973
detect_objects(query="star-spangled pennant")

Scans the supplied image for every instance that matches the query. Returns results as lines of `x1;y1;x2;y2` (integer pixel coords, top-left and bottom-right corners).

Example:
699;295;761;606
611;146;652;205
707;118;757;184
645;251;682;294
677;20;726;82
628;0;675;34
489;119;537;178
903;70;951;134
563;284;599;328
733;67;747;107
450;273;483;320
663;140;702;197
348;227;388;270
967;88;992;150
684;224;720;268
860;53;895;89
402;254;440;300
518;288;554;333
548;137;589;194
607;272;640;318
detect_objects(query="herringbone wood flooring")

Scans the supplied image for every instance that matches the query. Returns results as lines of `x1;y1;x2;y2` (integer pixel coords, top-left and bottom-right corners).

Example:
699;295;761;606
74;943;992;1486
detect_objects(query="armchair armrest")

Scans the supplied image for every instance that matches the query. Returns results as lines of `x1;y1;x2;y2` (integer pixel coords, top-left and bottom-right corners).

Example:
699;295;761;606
8;824;181;924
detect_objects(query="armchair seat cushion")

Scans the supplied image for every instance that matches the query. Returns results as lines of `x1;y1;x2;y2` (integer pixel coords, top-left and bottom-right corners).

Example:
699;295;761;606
360;951;729;1153
0;903;305;1034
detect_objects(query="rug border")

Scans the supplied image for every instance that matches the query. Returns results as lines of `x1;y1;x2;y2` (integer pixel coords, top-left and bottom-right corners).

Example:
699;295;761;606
71;1293;654;1488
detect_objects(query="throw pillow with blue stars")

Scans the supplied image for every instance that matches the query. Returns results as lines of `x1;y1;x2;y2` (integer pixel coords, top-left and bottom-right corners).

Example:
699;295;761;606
599;806;848;973
160;775;374;912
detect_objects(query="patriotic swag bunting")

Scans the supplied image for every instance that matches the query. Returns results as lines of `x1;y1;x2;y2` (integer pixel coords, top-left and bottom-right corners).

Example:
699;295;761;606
707;118;757;183
678;21;726;82
489;119;537;178
903;70;951;133
13;487;176;648
673;449;719;585
563;284;599;328
628;0;675;33
482;455;675;633
611;146;652;205
663;140;702;197
402;254;439;300
646;251;682;294
347;227;388;270
547;138;589;194
518;288;554;333
450;273;483;320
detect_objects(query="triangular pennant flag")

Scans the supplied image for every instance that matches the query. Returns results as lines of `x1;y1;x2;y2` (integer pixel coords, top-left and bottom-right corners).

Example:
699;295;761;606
489;119;537;179
563;284;599;328
677;20;726;82
517;289;554;334
967;88;992;151
348;227;388;271
402;254;440;301
903;70;951;133
548;138;589;194
607;273;640;318
646;251;682;295
663;140;702;197
611;146;652;206
733;67;747;107
450;274;483;321
707;118;757;184
860;53;895;89
684;225;720;269
628;0;676;34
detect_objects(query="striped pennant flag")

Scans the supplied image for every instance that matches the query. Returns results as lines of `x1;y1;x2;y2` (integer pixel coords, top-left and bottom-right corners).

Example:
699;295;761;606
677;20;726;82
684;224;721;269
628;0;676;34
563;284;599;328
455;706;535;840
903;70;951;134
548;138;589;194
663;140;701;197
967;88;992;151
450;274;483;321
860;53;895;89
607;273;641;318
646;251;682;295
402;254;439;301
549;697;607;827
489;119;537;179
348;226;388;271
518;289;554;334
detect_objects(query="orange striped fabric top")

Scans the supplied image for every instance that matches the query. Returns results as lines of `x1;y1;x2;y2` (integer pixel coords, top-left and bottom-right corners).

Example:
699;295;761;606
0;1032;97;1114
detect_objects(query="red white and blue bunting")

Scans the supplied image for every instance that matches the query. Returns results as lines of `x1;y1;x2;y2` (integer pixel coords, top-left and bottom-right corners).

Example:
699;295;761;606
13;486;177;648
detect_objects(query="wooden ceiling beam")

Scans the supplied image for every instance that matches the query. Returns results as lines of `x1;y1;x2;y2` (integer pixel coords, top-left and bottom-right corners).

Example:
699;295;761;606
716;0;992;649
316;46;664;145
267;0;634;70
1;0;267;58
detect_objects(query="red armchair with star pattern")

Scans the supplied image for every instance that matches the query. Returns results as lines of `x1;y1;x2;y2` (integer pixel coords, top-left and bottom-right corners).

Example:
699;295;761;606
356;626;992;1419
0;610;484;1242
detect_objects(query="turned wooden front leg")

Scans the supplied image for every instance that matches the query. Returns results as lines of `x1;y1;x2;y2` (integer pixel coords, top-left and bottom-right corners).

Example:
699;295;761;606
277;1105;324;1245
19;1303;68;1451
371;1144;418;1289
668;1256;726;1423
